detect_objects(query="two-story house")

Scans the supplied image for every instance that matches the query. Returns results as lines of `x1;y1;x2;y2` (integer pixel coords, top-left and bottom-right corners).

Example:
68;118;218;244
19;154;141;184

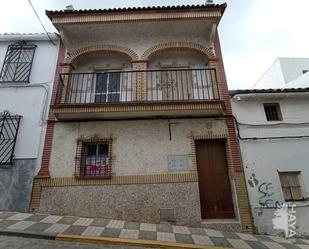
30;4;252;232
0;33;59;212
230;88;309;237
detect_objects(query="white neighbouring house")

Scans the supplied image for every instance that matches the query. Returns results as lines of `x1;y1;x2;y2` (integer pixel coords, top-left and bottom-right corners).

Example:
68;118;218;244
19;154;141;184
255;57;309;89
0;33;59;212
230;88;309;237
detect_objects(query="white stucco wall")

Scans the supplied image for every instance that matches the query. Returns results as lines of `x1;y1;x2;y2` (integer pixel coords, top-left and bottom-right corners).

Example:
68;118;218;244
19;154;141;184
49;119;227;177
0;38;59;168
255;59;285;89
280;58;309;84
255;58;309;89
231;93;309;236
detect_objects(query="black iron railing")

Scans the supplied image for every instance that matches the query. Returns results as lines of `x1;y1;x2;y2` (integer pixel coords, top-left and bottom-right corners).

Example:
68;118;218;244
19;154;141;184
0;42;37;83
55;68;219;105
0;111;22;165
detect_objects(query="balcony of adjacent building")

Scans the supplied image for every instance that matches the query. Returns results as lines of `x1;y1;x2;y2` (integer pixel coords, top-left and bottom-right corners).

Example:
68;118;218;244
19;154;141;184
51;51;225;120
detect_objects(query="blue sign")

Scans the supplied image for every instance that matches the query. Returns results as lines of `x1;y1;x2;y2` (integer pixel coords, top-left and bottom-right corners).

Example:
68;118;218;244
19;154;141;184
168;155;188;171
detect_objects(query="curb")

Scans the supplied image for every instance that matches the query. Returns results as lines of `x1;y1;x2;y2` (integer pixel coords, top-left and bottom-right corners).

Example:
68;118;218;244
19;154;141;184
0;229;56;240
56;234;230;249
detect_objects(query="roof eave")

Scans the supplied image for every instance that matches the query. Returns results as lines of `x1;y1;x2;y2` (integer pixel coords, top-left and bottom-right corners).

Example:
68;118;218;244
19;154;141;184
229;88;309;97
45;3;227;21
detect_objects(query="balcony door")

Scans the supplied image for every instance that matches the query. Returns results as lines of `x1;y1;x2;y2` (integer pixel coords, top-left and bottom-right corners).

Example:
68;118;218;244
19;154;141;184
160;67;193;101
95;71;121;103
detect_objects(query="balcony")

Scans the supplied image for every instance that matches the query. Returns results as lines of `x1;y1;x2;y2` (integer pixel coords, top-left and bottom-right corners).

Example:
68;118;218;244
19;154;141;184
52;68;225;120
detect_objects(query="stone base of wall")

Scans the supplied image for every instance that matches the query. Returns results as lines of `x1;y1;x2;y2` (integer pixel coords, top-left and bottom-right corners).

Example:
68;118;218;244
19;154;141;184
39;182;202;226
0;159;36;212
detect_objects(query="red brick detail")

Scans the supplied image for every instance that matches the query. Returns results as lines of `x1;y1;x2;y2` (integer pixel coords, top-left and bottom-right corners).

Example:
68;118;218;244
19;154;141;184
37;43;66;178
141;41;215;60
213;32;242;172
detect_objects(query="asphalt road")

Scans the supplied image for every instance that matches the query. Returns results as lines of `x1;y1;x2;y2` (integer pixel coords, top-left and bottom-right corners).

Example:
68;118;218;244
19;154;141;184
0;235;153;249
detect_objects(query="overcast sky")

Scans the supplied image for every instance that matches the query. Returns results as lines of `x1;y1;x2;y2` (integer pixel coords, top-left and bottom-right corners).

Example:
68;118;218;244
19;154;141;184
1;0;308;89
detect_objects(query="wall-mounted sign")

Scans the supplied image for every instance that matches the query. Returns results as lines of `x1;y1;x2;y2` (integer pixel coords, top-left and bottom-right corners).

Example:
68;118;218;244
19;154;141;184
168;155;188;172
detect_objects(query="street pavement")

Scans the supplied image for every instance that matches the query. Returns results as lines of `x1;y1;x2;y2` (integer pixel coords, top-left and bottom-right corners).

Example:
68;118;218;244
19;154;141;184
1;212;309;249
0;235;152;249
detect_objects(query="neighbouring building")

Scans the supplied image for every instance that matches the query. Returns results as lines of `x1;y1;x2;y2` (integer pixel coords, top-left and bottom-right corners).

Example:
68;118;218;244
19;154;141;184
255;57;309;89
0;33;59;212
30;4;253;232
230;88;309;237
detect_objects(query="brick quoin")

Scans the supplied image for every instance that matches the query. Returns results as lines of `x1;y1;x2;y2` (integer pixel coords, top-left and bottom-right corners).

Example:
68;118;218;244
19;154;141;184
213;32;242;172
37;42;65;178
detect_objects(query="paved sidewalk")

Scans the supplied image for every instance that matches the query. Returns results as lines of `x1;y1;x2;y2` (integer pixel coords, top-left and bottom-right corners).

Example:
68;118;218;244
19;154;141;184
0;212;309;249
0;235;151;249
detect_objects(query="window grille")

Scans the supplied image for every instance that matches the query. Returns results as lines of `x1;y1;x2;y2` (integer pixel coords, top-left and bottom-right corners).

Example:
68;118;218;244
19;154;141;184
264;103;282;121
75;139;112;178
0;111;22;165
0;42;37;83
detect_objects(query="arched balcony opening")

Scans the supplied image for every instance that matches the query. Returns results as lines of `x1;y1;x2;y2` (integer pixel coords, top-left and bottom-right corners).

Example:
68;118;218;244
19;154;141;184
145;50;218;102
60;52;136;104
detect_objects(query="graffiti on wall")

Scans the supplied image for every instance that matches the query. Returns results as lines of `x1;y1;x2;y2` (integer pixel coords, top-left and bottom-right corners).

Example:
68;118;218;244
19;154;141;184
248;173;281;208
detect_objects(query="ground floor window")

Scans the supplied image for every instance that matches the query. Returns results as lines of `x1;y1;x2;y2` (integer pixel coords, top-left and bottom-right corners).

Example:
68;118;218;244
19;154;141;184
0;111;22;165
75;139;112;178
278;171;303;201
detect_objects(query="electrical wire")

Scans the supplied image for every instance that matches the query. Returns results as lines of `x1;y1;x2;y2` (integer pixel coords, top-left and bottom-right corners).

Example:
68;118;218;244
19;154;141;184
28;0;56;46
0;82;50;125
236;121;309;128
232;115;309;141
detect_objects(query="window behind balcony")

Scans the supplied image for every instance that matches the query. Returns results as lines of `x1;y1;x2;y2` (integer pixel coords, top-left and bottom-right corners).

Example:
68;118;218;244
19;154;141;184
160;67;193;101
0;42;37;83
95;72;121;103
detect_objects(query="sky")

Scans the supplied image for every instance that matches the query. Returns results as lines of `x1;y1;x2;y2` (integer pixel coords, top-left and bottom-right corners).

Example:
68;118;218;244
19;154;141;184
0;0;309;89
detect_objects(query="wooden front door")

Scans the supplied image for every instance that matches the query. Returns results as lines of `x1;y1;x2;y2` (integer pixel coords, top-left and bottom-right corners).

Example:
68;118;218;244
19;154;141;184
195;139;235;219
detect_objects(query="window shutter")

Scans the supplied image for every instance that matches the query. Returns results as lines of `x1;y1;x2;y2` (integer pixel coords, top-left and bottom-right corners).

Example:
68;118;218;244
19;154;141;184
279;171;303;201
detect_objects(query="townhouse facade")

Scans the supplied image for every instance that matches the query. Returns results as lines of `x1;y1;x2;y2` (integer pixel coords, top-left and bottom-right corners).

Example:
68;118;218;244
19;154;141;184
230;88;309;237
0;33;59;212
30;4;253;232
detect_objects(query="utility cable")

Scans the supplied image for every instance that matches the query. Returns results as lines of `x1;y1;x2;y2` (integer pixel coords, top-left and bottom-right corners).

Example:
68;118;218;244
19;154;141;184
28;0;57;46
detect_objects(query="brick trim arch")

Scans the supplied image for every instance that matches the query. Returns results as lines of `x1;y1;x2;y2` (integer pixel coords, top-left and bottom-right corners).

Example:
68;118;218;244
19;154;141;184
141;42;216;60
64;44;139;64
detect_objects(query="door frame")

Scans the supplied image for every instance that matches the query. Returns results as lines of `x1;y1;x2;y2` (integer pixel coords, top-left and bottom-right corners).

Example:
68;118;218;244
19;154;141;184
191;134;240;221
